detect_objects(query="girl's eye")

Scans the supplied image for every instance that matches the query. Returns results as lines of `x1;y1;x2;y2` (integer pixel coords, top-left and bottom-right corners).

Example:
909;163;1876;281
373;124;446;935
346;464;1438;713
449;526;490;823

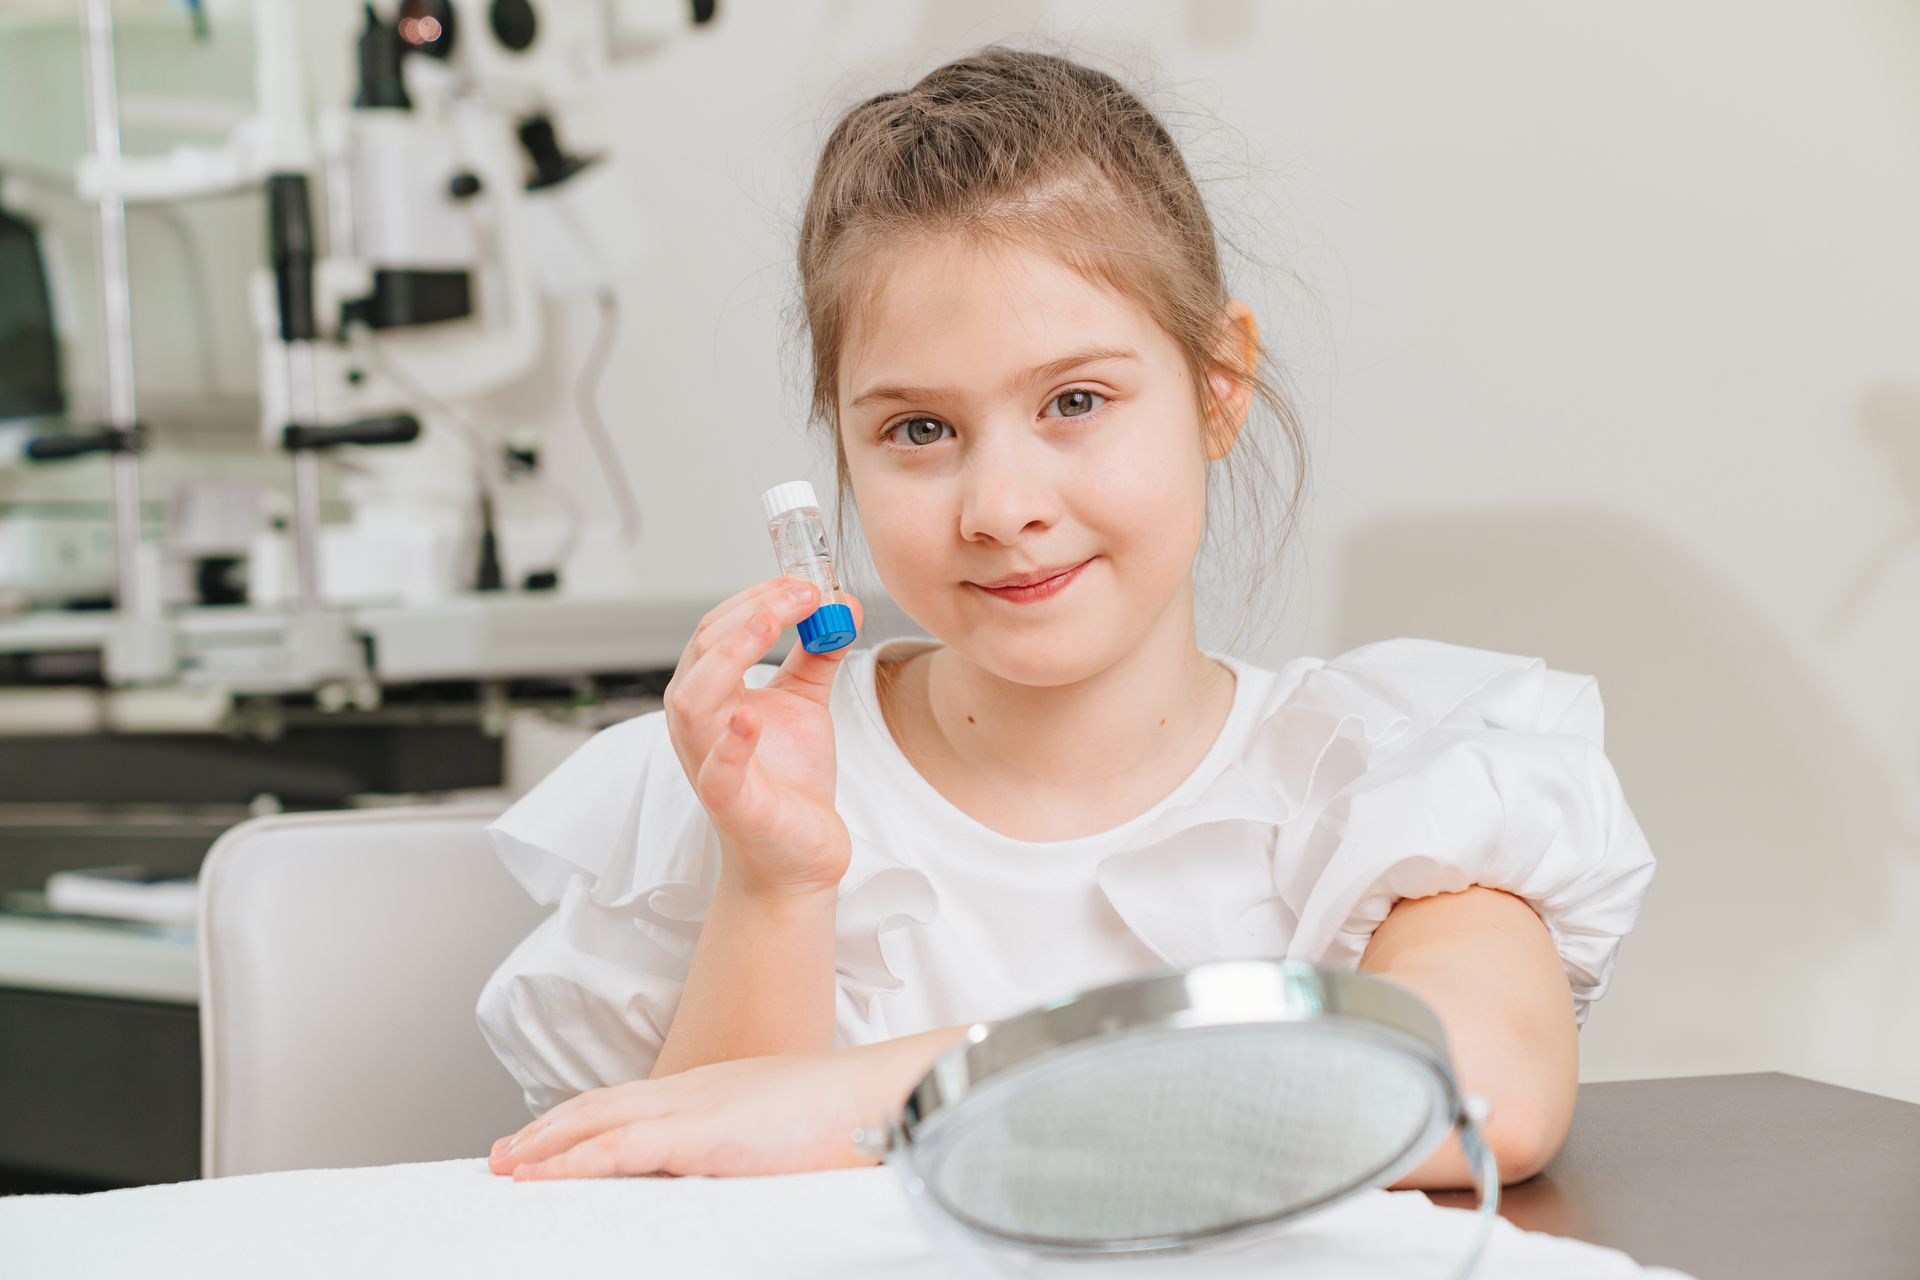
1044;389;1107;419
885;417;952;449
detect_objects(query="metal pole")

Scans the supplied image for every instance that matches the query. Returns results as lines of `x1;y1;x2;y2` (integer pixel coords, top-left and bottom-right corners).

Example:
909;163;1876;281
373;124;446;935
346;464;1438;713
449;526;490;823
289;345;323;607
79;0;149;617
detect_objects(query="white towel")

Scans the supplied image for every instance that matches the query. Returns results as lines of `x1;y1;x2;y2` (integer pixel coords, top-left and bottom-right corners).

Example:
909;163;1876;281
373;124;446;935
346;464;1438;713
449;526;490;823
0;1158;1695;1279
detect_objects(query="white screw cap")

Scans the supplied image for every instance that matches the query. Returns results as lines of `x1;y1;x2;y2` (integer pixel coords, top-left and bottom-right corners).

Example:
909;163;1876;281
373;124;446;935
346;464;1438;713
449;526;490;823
761;480;819;522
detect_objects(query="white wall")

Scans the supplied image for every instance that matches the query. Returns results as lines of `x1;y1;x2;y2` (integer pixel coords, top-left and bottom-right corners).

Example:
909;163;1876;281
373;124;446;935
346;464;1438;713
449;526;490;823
546;0;1920;1102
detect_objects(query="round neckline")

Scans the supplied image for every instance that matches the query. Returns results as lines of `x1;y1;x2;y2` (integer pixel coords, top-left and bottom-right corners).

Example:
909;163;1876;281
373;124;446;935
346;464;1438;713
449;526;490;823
846;635;1265;851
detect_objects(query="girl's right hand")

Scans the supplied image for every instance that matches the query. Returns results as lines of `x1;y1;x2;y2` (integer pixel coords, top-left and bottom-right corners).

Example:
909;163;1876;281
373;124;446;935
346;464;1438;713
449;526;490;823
662;577;865;898
491;1025;971;1181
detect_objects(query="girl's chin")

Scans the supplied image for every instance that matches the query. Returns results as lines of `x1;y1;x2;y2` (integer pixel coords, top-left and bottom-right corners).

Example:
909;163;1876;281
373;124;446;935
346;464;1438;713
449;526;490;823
946;620;1129;688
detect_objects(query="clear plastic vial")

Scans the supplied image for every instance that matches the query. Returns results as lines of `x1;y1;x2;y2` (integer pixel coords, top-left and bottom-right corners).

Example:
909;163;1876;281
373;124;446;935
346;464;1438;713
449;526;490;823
761;480;857;653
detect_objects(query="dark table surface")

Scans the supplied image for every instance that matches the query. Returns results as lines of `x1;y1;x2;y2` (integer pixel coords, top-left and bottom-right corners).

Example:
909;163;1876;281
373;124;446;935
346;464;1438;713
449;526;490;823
1426;1072;1920;1279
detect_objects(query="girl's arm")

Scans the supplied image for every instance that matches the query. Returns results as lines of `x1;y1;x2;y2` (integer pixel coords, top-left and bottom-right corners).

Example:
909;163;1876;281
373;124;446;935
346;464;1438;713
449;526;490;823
646;580;868;1078
1360;885;1580;1188
649;859;841;1078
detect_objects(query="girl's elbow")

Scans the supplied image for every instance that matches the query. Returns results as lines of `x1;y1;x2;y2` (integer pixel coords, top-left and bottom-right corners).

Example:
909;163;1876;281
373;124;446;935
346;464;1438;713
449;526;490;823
1384;1087;1567;1192
1477;1002;1579;1184
1488;1121;1549;1185
1484;1090;1572;1184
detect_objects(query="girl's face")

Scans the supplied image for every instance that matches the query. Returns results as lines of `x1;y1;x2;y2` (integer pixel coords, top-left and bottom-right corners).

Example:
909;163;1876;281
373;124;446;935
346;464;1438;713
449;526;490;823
839;235;1232;688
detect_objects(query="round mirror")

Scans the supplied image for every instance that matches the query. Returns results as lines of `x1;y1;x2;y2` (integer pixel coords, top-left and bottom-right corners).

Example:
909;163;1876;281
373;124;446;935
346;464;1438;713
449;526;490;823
875;960;1498;1269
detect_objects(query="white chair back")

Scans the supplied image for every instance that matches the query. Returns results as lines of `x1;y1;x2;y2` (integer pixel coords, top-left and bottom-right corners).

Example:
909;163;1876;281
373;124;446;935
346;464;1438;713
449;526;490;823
197;806;545;1177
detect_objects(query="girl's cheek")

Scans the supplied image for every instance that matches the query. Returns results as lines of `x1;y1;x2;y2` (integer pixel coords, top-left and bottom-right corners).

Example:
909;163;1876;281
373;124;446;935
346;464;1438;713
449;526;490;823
862;507;945;602
863;493;929;553
1088;445;1203;541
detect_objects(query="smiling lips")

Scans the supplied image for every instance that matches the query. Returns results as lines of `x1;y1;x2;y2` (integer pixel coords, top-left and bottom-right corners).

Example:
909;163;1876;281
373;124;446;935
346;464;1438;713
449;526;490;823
970;558;1093;603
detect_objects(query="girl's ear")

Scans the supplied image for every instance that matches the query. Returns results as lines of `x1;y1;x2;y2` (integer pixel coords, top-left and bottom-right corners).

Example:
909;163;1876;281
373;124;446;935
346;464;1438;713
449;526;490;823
1203;301;1261;461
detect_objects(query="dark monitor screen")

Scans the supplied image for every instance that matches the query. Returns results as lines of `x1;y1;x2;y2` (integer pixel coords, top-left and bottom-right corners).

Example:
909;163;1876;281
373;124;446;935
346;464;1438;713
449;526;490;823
0;205;64;421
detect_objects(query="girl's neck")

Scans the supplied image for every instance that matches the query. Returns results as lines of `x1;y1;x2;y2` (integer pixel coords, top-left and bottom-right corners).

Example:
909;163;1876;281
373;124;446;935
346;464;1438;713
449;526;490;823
877;599;1237;806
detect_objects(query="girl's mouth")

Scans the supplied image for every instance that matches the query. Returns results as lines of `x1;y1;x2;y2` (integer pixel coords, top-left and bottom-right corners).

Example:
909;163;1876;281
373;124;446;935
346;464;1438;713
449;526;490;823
970;558;1093;604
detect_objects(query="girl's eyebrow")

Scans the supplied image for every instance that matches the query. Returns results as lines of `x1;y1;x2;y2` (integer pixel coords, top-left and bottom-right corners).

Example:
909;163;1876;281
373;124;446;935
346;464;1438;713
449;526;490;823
851;346;1140;409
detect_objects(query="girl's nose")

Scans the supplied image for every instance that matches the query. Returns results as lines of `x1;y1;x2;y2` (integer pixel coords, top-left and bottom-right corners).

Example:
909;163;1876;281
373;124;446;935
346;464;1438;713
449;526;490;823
957;434;1060;544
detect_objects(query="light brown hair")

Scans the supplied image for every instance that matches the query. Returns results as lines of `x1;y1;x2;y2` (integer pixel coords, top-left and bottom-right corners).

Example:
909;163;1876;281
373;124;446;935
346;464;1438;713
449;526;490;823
792;43;1308;646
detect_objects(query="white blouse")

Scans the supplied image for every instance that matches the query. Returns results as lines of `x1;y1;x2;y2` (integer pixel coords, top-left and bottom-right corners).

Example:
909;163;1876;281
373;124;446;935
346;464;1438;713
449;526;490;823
476;635;1656;1117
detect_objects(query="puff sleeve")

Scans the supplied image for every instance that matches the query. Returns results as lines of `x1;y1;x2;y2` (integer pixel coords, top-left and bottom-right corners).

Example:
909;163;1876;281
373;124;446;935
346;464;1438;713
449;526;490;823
1096;638;1657;1028
474;668;766;1116
1288;643;1655;1025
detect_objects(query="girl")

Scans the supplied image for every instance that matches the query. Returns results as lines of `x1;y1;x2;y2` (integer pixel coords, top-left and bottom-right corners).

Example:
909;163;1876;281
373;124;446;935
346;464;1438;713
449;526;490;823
477;46;1655;1191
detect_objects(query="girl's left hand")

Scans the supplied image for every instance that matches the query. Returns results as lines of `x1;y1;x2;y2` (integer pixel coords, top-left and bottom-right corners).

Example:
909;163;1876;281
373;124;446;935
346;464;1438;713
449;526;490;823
488;1050;891;1181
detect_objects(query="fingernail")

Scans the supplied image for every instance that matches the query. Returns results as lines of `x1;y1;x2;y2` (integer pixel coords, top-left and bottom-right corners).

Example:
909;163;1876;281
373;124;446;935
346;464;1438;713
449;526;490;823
789;583;814;602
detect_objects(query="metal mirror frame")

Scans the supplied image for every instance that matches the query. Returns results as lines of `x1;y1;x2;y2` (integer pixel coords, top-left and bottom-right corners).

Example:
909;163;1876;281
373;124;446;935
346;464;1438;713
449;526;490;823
858;959;1501;1272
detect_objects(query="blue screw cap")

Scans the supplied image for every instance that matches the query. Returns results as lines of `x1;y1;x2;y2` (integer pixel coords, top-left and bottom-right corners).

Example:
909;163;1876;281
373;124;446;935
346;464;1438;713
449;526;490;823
797;603;857;654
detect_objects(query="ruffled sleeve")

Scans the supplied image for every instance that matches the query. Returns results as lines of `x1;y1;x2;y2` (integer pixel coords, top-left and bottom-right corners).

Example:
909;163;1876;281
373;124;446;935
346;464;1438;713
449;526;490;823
476;667;758;1115
1095;638;1656;1027
474;662;939;1116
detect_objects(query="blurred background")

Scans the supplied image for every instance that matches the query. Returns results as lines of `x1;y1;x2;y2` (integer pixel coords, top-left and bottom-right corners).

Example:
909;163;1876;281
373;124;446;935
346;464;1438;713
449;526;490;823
0;0;1914;1193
